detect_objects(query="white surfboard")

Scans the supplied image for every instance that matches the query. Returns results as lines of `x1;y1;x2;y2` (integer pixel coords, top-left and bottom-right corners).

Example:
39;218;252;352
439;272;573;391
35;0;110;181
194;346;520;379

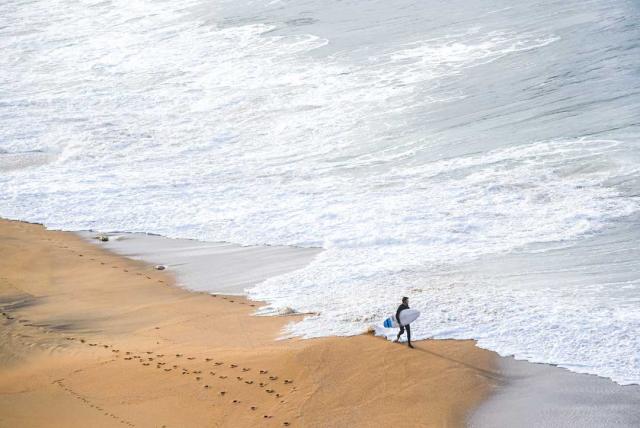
383;308;420;327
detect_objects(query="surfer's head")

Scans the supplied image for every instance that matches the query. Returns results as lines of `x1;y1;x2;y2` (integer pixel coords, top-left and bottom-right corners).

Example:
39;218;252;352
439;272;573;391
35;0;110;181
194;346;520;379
402;296;409;304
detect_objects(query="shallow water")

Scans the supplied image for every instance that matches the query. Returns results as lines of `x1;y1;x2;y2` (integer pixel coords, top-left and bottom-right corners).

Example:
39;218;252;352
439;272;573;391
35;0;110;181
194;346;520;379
2;0;639;384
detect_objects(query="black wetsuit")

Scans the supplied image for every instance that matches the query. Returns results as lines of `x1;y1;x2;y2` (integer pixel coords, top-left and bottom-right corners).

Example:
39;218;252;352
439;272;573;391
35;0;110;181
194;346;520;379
396;303;411;344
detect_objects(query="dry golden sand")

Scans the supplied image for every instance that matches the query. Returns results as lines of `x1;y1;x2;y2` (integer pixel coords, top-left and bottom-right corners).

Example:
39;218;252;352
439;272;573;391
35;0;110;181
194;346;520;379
0;219;500;427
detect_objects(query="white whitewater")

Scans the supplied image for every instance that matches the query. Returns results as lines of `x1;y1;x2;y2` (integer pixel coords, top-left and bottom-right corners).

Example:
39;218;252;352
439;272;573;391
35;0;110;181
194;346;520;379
2;0;640;385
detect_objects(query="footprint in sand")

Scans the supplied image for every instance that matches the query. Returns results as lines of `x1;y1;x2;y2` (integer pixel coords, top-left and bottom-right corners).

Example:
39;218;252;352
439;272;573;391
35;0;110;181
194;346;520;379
259;370;268;374
187;357;195;360
245;381;253;385
242;368;250;372
250;406;257;411
230;364;237;368
219;375;227;379
232;399;240;404
215;362;223;366
269;376;278;380
210;371;216;375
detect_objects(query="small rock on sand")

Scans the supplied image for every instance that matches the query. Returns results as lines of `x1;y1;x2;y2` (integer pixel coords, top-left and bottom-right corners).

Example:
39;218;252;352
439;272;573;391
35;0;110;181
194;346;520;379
154;265;166;270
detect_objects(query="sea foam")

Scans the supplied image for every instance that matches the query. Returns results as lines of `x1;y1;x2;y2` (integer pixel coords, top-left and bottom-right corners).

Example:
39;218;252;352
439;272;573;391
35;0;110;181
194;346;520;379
2;0;639;385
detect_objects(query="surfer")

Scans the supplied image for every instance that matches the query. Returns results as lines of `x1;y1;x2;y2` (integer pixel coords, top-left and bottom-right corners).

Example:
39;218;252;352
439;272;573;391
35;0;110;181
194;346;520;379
395;296;414;348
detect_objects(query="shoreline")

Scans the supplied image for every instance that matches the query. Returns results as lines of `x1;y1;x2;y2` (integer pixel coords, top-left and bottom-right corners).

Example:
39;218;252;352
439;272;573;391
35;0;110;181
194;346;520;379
75;230;321;297
0;219;496;427
3;218;639;427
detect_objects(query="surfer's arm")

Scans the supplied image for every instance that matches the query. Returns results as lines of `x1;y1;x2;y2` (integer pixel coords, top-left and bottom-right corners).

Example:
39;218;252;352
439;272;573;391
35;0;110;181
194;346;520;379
396;306;404;324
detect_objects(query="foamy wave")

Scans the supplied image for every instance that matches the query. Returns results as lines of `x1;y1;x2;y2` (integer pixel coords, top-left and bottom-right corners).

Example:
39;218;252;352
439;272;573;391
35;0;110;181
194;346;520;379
2;0;639;385
247;138;640;385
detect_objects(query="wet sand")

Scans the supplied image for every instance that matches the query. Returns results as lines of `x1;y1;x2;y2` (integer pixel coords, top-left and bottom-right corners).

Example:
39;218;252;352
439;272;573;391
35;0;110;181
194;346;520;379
75;230;321;296
470;356;640;427
0;219;496;427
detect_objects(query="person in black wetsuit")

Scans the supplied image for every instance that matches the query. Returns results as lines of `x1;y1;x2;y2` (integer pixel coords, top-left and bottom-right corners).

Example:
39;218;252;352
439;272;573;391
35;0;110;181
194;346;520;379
395;296;414;348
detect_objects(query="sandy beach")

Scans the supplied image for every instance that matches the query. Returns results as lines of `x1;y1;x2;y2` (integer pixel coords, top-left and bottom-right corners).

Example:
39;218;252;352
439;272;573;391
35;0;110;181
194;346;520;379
0;219;498;427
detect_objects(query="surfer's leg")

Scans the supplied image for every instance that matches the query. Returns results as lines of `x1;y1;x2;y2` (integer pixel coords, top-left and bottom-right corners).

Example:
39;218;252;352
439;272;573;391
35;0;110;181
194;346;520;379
395;325;405;342
406;324;413;348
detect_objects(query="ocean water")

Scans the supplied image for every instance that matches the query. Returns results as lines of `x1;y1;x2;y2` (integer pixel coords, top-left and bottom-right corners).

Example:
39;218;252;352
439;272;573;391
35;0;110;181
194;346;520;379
2;0;640;385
